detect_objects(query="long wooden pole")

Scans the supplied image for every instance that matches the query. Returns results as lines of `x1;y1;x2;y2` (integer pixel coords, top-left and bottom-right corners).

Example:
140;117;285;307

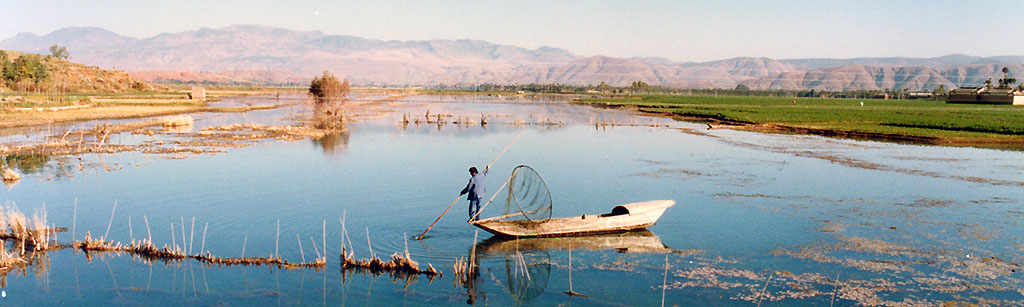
414;195;461;240
415;130;525;240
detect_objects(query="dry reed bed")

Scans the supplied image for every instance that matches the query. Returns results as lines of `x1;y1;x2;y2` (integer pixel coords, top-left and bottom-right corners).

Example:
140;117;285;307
0;205;62;273
340;249;439;277
337;218;439;278
73;232;327;270
202;124;343;141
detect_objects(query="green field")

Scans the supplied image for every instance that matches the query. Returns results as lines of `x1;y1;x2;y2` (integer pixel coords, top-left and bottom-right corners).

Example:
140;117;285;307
576;95;1024;147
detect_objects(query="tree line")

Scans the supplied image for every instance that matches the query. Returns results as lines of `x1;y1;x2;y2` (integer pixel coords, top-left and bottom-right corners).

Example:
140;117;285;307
428;81;960;99
0;50;49;90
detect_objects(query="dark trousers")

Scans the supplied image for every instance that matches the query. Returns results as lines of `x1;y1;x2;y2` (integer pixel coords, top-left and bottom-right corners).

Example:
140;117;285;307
468;199;481;221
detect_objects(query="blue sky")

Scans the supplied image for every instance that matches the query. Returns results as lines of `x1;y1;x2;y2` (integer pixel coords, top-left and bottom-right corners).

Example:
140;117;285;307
2;0;1022;62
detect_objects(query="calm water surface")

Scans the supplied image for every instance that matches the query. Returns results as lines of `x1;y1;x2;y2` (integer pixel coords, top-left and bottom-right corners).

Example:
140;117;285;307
2;94;1023;306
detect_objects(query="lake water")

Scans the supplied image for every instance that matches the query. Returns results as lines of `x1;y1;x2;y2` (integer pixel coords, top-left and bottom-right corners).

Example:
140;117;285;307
2;93;1023;306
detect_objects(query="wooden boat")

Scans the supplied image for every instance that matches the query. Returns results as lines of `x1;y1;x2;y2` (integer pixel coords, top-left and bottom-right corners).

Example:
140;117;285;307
469;200;674;237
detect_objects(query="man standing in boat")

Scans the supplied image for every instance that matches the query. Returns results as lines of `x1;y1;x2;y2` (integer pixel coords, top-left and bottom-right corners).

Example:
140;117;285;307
461;165;489;221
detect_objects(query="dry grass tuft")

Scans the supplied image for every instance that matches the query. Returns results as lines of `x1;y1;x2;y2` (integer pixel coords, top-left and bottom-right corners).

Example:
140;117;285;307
0;205;56;251
2;169;20;182
160;116;194;132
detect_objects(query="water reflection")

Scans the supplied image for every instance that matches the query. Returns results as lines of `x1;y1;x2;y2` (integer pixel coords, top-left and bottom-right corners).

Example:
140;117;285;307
312;131;350;156
475;230;673;254
462;230;673;304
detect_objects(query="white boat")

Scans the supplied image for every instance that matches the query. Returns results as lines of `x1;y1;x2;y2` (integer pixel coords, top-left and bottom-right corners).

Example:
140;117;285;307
470;200;675;237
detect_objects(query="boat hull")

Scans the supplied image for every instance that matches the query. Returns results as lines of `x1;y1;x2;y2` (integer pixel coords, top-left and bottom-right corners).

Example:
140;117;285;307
470;200;674;238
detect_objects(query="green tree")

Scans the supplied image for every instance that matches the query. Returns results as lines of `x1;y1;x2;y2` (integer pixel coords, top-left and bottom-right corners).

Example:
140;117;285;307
997;66;1016;89
3;54;49;86
735;84;750;91
48;45;69;60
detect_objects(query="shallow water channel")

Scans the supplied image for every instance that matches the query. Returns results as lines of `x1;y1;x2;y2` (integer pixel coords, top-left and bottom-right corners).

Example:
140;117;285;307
2;94;1023;306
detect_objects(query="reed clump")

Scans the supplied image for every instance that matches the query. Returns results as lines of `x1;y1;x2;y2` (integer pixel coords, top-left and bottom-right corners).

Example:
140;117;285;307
452;256;474;288
0;205;58;251
338;224;438;278
1;168;20;182
160;116;193;128
0;205;62;274
341;250;438;276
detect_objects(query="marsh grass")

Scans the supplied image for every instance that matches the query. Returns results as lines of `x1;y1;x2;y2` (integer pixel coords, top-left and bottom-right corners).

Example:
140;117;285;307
0;205;62;274
338;220;437;278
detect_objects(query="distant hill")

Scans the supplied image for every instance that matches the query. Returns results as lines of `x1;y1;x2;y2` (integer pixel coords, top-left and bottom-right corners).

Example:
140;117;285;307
3;25;1024;91
778;54;1024;70
0;25;577;86
744;63;1024;91
0;50;163;93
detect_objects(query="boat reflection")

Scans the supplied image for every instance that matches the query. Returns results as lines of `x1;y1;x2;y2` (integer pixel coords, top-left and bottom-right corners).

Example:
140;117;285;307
475;229;673;254
461;230;672;305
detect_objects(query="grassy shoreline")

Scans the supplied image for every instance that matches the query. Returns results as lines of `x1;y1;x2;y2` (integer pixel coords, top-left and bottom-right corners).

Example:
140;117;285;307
575;95;1024;150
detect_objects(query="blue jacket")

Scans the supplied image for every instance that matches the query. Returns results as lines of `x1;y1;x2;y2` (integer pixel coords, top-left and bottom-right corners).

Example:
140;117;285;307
460;167;489;200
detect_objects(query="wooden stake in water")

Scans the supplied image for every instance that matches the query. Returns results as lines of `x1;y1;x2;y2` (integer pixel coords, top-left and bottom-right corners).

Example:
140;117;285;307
144;215;152;245
756;273;773;307
564;245;585;297
830;273;840;307
241;233;248;258
180;217;186;253
103;200;118;240
72;198;77;241
662;254;669;307
200;223;208;255
171;223;176;251
310;237;321;260
189;217;195;255
339;212;354;256
365;227;375;259
322;220;326;262
128;216;134;241
297;234;306;263
275;219;279;259
567;249;573;292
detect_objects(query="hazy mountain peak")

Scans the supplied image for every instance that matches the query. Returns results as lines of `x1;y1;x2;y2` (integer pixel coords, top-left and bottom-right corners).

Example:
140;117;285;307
2;25;1022;90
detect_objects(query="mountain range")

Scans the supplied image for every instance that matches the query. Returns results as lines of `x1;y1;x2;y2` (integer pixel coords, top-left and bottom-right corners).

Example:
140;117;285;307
3;25;1023;91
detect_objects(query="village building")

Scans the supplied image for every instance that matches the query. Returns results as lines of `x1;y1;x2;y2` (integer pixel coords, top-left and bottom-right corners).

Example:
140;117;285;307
947;86;1024;105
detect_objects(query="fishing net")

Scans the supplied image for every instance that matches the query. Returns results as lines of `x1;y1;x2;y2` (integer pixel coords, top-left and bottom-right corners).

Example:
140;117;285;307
503;165;552;221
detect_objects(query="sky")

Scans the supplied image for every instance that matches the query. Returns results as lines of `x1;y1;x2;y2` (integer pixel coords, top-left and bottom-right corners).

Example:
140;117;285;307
2;0;1023;62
